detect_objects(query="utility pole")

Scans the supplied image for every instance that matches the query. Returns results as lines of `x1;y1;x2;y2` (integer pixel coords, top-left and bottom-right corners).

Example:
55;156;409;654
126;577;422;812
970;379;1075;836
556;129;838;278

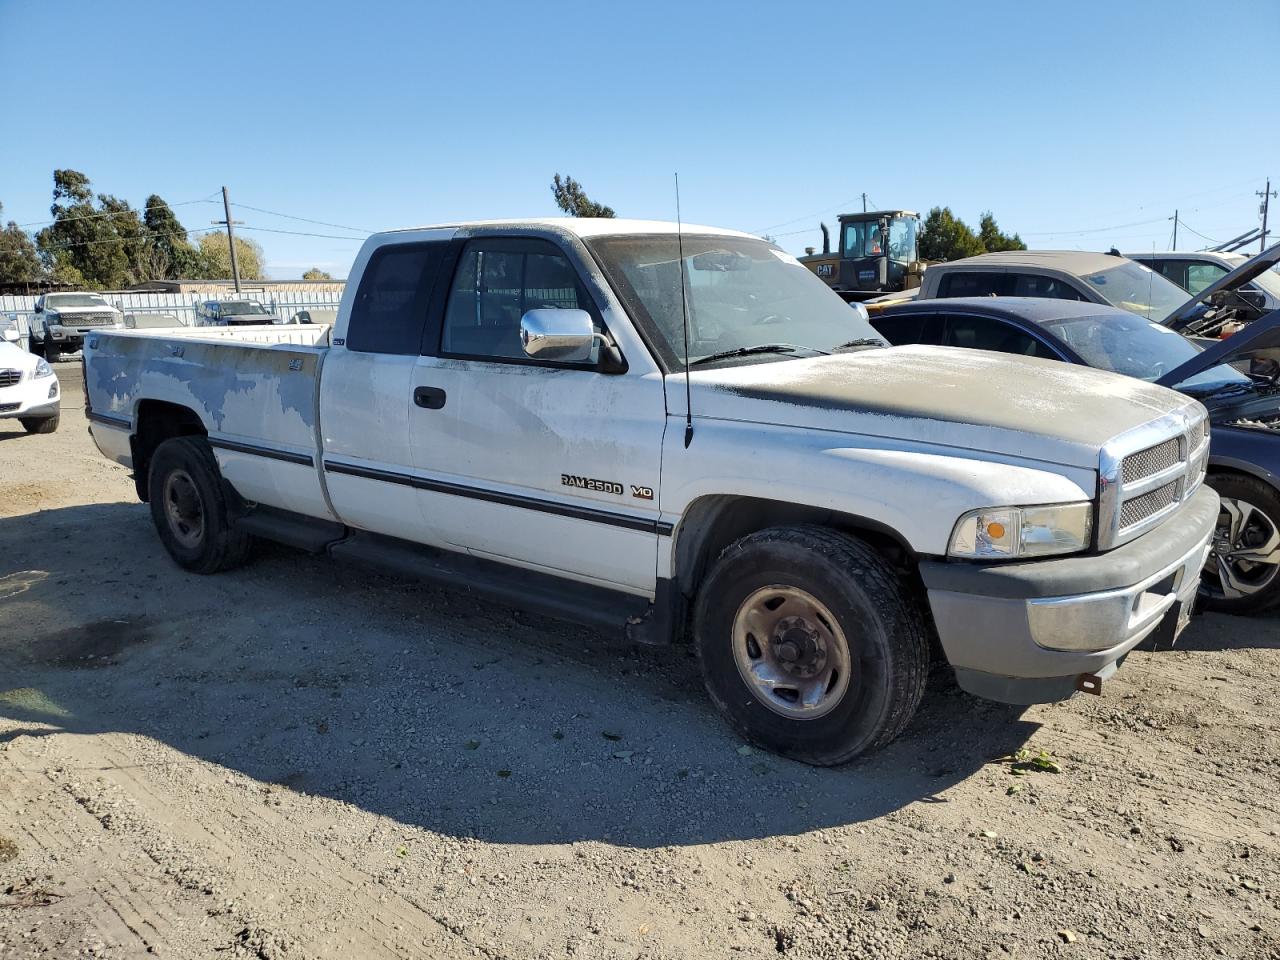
1258;178;1276;254
1171;209;1178;251
861;192;867;213
211;186;244;294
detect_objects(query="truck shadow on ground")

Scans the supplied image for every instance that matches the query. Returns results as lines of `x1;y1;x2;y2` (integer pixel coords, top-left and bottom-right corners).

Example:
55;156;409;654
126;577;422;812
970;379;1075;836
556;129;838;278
0;502;1043;849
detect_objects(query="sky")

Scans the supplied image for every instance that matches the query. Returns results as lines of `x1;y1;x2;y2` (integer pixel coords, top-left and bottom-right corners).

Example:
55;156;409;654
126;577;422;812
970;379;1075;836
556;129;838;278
1;0;1277;279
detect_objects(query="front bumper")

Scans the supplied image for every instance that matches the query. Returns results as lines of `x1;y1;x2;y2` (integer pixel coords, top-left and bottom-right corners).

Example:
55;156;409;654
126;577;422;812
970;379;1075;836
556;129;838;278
919;484;1218;704
0;375;60;419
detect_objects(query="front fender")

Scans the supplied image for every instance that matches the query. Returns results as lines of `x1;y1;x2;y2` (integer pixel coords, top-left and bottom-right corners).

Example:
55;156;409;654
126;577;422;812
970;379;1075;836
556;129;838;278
660;418;1096;561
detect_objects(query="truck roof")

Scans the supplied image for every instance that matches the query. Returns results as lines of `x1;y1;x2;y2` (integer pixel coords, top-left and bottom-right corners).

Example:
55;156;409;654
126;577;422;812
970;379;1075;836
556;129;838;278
380;217;758;241
931;250;1128;275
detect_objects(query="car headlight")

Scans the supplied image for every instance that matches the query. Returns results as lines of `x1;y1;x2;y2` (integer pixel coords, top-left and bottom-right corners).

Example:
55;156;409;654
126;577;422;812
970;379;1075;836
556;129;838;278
948;502;1093;560
33;358;54;378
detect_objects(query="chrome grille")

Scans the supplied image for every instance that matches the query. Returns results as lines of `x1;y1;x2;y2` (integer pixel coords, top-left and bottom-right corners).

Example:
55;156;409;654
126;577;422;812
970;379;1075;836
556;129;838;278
62;313;113;326
1121;438;1179;483
1099;409;1211;548
0;369;21;388
1119;479;1182;527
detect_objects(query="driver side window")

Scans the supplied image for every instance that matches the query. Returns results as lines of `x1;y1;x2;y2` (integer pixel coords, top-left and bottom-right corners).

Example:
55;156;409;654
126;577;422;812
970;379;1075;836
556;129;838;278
441;238;600;362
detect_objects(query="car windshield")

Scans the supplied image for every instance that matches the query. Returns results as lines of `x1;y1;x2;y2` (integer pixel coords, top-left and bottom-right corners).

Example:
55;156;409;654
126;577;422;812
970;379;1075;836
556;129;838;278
1042;311;1252;395
219;301;268;315
587;234;884;369
46;294;110;308
1081;262;1188;323
1248;265;1280;300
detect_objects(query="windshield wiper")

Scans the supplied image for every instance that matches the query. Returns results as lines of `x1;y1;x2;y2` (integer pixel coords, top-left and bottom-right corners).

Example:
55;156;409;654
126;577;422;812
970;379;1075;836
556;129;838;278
689;343;827;367
833;337;887;352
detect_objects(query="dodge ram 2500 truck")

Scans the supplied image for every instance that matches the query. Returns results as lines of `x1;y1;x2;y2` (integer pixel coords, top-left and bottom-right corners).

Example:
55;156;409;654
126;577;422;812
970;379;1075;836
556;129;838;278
84;218;1218;765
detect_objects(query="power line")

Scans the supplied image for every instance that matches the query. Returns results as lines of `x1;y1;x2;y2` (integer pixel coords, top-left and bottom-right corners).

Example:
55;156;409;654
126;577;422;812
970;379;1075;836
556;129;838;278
230;201;372;235
751;195;869;235
37;225;222;252
16;194;219;229
236;224;369;241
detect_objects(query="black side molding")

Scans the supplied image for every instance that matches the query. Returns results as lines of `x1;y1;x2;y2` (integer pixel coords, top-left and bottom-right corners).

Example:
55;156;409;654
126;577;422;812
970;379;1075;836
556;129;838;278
210;436;314;467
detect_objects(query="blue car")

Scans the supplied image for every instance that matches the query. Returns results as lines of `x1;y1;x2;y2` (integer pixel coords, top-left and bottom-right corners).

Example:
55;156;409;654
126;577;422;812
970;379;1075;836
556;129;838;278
871;266;1280;615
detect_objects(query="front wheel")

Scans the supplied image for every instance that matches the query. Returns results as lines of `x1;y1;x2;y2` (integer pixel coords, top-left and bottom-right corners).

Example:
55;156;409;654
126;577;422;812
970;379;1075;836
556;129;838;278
147;436;252;574
1201;474;1280;614
694;525;930;766
42;341;60;362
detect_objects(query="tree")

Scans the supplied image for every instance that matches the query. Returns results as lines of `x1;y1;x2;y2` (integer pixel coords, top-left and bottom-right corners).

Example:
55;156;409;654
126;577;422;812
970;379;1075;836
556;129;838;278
0;203;44;284
977;212;1026;253
550;174;614;218
918;206;1026;262
195;232;266;280
918;207;984;262
302;267;333;280
36;169;134;287
143;194;199;278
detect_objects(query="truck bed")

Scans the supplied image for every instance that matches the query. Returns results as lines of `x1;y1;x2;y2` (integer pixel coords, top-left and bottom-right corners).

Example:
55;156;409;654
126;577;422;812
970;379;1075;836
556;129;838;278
84;324;334;519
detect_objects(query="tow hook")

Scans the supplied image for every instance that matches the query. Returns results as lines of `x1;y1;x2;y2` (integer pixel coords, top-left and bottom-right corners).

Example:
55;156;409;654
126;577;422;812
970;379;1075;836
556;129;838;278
1075;673;1104;696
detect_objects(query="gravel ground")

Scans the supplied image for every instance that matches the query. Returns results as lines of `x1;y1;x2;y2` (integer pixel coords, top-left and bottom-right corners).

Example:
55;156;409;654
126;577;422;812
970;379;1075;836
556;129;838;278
1;363;1277;959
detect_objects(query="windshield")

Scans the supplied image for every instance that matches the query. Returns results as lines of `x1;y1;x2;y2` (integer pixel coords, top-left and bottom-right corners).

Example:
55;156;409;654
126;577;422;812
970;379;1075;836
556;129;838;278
587;234;884;369
219;301;268;315
46;294;111;309
887;217;918;262
1042;311;1251;394
1081;262;1188;323
1248;265;1280;300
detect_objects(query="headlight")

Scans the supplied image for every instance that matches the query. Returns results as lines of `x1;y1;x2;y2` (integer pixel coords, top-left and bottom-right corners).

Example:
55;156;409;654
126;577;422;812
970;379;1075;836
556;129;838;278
948;502;1093;560
33;358;54;379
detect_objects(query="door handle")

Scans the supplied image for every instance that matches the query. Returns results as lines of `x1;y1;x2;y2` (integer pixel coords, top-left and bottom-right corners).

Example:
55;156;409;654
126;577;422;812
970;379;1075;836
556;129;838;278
414;386;446;410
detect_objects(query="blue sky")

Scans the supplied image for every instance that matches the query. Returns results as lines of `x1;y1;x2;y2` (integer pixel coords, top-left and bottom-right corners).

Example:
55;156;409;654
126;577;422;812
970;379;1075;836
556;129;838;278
2;0;1277;279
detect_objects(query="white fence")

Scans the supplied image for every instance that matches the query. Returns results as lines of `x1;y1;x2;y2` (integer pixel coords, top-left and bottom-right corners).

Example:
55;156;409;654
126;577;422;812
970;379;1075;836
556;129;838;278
0;289;344;329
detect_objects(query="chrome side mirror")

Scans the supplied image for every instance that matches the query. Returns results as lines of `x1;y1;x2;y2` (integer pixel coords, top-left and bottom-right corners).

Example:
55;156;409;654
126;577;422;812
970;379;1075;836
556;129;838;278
520;309;600;363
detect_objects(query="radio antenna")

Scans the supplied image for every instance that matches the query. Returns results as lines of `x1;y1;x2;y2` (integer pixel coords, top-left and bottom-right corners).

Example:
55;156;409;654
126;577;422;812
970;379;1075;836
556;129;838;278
675;173;694;448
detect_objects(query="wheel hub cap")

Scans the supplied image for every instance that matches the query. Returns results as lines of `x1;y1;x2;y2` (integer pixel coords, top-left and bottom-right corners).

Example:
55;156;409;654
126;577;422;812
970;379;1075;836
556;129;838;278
163;469;205;550
731;586;852;720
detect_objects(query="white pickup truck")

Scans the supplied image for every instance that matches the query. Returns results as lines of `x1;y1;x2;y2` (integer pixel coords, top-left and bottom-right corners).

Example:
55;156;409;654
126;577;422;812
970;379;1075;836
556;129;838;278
84;219;1218;765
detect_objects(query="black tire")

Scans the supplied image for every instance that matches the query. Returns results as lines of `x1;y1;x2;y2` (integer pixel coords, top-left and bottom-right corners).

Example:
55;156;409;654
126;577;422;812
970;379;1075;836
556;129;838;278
1201;473;1280;614
147;436;251;574
42;341;59;362
19;414;58;434
693;525;930;766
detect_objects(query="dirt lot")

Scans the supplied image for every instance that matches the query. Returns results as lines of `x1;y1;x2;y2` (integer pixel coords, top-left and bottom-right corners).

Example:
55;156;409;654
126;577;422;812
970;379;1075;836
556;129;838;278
1;363;1278;959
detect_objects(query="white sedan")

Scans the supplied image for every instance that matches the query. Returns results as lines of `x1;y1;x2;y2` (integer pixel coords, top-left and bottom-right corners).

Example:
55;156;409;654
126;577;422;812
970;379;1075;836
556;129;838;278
0;333;60;433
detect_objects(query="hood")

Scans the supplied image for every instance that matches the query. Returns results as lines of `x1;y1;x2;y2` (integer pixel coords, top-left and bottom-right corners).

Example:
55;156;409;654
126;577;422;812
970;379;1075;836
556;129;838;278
1164;241;1280;331
0;340;38;373
670;346;1199;470
1157;308;1280;388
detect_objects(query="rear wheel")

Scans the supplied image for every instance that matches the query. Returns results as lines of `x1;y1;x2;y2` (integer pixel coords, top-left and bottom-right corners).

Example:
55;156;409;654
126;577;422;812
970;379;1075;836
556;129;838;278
1201;474;1280;614
147;436;251;574
694;525;929;766
19;415;58;434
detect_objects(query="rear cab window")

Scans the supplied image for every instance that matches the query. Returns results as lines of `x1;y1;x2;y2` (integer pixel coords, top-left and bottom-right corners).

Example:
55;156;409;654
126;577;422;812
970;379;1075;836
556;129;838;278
345;242;449;354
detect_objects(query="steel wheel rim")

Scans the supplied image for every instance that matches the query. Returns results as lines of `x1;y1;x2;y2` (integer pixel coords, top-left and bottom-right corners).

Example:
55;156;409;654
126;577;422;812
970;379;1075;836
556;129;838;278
731;585;852;720
1202;495;1280;600
163;469;205;549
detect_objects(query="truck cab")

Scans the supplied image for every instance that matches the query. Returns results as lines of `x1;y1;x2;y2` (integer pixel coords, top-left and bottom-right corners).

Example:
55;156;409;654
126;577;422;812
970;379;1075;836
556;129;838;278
800;210;922;301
